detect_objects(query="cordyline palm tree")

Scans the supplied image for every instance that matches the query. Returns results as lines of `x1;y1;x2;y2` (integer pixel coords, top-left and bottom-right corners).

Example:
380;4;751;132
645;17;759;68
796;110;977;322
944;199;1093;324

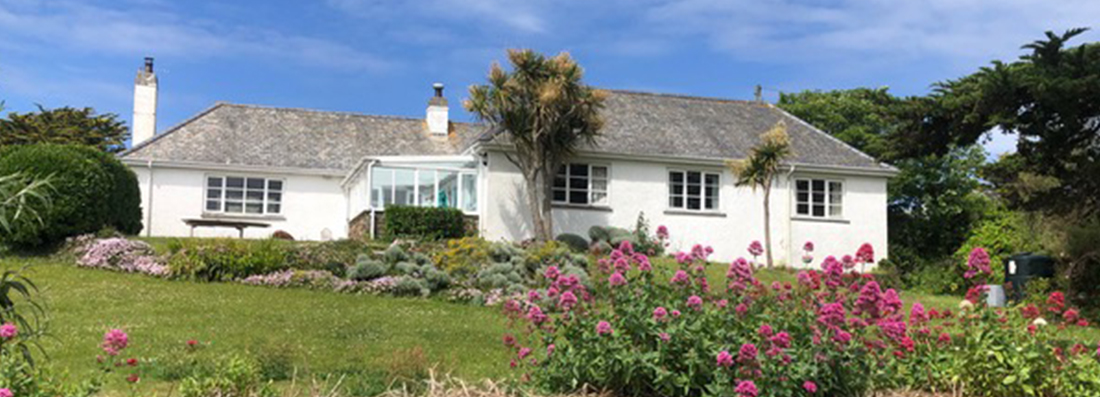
0;172;50;364
728;121;792;268
466;49;607;241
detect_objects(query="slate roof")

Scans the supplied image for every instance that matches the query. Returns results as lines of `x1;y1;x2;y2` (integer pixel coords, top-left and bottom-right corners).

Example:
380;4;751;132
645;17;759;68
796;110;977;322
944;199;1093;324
123;90;894;173
481;90;893;171
122;103;482;171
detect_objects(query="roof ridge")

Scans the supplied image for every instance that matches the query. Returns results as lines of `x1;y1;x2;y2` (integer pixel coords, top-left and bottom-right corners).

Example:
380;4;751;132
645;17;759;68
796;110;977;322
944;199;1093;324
604;88;763;105
216;102;480;125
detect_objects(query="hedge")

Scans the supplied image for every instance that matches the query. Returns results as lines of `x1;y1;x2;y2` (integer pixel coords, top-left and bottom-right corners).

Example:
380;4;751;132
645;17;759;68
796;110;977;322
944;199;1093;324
383;205;466;240
0;144;142;247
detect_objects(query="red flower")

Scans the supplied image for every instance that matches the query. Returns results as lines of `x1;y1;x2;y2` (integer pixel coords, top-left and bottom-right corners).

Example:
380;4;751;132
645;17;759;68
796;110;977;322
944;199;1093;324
126;358;138;366
126;373;140;383
1047;292;1066;313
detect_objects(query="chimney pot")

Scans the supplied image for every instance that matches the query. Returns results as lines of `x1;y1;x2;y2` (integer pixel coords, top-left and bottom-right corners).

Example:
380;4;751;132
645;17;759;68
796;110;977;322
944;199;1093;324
427;83;449;135
433;83;444;98
144;57;154;73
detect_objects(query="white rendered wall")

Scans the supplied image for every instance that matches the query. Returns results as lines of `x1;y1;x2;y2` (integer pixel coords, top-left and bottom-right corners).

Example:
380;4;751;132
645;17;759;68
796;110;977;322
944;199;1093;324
129;164;349;240
481;150;890;267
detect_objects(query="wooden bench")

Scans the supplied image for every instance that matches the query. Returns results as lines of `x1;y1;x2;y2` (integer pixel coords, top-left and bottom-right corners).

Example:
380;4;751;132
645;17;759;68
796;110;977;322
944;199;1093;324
183;218;270;238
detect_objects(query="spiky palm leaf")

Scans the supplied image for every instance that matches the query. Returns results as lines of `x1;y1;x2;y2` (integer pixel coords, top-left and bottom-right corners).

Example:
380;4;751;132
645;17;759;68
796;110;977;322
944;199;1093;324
0;172;52;233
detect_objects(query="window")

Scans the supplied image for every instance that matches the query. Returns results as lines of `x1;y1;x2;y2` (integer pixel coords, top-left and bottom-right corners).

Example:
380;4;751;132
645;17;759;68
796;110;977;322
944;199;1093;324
553;163;609;205
370;167;478;213
668;170;720;211
205;176;283;215
795;178;843;218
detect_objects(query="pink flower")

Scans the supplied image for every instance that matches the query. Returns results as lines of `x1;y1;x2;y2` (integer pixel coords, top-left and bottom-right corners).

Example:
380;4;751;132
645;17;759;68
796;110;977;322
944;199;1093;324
769;332;791;349
0;388;11;397
617;240;635;255
879;321;908;342
910;302;929;325
670;270;691;286
803;380;818;393
596;321;613;335
659;333;670;342
735;380;759;397
938;333;952;345
608;272;627;287
841;255;855;269
671;309;682;317
656;225;670;239
527;306;548;325
102;329;129;356
518;347;532;359
559;291;578;310
0;323;17;340
544;266;560;280
738;343;758;362
833;330;852;344
716;350;734;367
964;247;992;279
759;324;774;337
747;241;764;257
803;241;815;252
686;295;704;311
527;290;542;302
856;243;874;264
637;257;653;272
653;307;668;321
716;299;728;308
547;344;556;355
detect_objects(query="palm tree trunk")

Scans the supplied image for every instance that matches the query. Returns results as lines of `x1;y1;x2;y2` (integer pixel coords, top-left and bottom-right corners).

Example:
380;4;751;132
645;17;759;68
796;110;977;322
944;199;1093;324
538;164;556;240
763;184;774;268
524;169;550;242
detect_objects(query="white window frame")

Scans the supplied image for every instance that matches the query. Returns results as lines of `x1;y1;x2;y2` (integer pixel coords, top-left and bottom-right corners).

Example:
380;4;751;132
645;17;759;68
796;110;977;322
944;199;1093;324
552;163;610;206
204;175;284;216
794;178;844;219
668;169;721;212
369;166;479;215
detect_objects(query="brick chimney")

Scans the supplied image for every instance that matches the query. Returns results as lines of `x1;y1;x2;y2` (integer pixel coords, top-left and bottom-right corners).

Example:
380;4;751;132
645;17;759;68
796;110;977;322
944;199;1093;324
426;83;448;135
132;57;158;146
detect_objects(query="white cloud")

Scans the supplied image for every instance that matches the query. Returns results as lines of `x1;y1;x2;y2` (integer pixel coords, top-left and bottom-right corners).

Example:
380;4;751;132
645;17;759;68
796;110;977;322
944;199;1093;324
0;1;392;73
327;0;549;33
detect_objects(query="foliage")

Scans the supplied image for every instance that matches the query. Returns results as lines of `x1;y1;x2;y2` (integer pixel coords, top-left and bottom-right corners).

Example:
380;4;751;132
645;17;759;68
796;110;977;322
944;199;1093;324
348;255;389;281
239;270;339;289
727;121;791;268
0;268;44;365
384;206;466;240
465;49;607;241
1062;216;1100;311
433;237;492;276
178;354;275;397
777;87;900;158
0;105;129;153
554;233;588;253
630;212;667;257
954;206;1044;287
505;231;1100;397
0;144;141;248
0;173;51;236
286;239;369;277
890;29;1100;216
168;239;291;281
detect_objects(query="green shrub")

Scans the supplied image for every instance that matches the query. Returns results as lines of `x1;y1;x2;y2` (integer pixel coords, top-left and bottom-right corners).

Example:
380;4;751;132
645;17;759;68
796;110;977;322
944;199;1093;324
348;255;388;281
1064;216;1100;311
434;237;492;276
954;207;1043;285
555;233;589;252
394;261;419;276
179;354;274;397
392;277;429;297
423;268;451;292
287;239;366;276
0;144;141;247
588;226;610;243
384;205;466;240
168;239;291;281
383;244;409;264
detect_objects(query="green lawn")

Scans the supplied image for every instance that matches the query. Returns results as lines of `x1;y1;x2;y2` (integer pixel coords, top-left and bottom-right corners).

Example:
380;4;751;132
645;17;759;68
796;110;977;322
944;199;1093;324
2;255;509;395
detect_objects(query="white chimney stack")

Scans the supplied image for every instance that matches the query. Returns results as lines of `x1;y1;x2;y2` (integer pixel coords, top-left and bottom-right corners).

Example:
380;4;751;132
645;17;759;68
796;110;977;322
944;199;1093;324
426;83;449;135
132;57;158;146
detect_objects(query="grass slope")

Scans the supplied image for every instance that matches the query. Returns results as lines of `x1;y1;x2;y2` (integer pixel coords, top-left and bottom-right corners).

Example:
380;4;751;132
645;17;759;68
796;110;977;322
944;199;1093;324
2;256;509;393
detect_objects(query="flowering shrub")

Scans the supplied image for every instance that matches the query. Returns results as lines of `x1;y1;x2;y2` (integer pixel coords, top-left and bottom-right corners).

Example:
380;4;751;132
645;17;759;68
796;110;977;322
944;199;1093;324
503;231;1100;397
72;236;169;277
240;270;339;289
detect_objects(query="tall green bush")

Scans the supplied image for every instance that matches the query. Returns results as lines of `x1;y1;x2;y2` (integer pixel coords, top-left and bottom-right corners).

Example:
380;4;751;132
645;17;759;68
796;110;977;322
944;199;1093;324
383;205;466;240
0;144;143;247
954;207;1043;285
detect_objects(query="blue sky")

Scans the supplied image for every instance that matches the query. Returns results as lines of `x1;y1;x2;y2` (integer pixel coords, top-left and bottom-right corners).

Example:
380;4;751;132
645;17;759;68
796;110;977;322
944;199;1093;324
1;0;1096;157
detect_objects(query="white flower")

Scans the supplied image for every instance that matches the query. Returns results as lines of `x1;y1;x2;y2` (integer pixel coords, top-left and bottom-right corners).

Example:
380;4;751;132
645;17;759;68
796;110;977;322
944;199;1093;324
1033;318;1048;327
959;300;975;310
